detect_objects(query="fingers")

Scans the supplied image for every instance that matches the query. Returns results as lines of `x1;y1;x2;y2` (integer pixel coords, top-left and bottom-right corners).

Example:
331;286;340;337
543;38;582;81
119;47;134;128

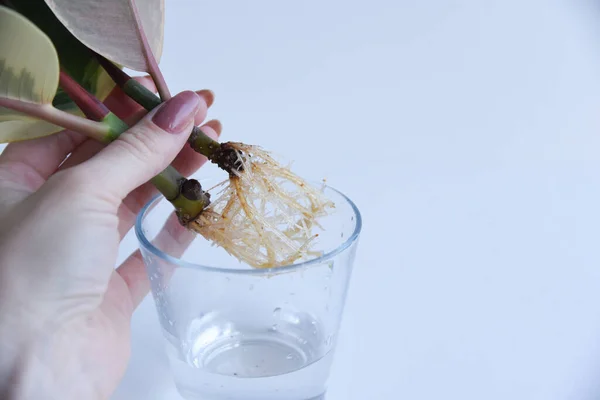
113;120;222;307
115;120;222;238
0;76;157;193
123;89;214;126
74;91;206;200
116;212;196;309
104;75;213;125
196;90;215;109
58;86;214;172
55;76;159;172
200;120;222;137
173;119;222;176
57;139;104;171
0;130;86;192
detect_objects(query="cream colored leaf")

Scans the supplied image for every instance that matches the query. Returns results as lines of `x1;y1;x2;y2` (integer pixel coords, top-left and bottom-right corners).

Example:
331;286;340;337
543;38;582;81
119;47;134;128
0;6;60;121
44;0;165;72
0;120;62;143
0;107;39;122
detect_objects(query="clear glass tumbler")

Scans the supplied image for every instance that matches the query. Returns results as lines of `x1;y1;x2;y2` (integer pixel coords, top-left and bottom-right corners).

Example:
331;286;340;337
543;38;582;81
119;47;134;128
135;184;361;400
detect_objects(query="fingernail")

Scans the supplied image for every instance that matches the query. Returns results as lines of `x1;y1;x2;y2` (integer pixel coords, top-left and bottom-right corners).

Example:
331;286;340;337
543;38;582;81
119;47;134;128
152;91;201;133
202;119;222;136
197;89;215;108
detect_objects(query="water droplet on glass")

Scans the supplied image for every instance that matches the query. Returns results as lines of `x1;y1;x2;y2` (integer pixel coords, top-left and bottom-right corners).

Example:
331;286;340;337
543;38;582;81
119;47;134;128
271;324;278;331
325;335;333;346
168;320;174;326
286;353;293;360
311;320;317;326
273;307;282;318
324;286;329;291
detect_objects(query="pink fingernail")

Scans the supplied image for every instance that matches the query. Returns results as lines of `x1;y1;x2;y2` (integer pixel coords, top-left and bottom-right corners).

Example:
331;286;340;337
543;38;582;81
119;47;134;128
152;91;201;134
197;89;215;108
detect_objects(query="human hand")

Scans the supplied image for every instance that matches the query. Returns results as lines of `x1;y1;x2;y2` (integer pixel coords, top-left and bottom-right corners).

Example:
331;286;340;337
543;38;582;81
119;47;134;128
0;79;220;399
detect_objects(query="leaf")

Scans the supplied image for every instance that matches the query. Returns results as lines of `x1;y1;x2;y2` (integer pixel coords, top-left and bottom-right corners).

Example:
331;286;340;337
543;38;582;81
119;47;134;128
3;0;120;141
9;0;117;112
43;0;165;73
0;120;62;143
0;7;119;143
0;6;59;119
0;6;66;142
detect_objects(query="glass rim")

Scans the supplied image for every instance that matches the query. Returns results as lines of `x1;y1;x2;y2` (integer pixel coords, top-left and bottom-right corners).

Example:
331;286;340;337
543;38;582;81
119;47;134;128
135;184;362;275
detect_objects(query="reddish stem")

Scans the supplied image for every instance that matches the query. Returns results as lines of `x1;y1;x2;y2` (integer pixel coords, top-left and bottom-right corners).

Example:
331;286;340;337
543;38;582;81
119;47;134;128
0;97;109;141
128;0;171;101
58;70;109;122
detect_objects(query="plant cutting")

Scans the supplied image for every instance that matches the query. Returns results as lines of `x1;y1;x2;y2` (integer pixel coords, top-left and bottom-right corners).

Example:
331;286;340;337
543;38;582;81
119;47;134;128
0;0;334;268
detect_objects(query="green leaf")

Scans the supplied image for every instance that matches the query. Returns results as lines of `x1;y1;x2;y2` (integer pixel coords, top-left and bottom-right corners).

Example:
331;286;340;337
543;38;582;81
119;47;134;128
0;6;59;116
42;0;165;73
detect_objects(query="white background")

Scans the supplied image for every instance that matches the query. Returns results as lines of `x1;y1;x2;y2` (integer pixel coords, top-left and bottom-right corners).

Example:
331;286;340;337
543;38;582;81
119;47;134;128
4;0;600;398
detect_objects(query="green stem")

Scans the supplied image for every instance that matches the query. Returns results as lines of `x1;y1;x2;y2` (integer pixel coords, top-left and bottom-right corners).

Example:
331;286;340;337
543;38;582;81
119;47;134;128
151;168;209;221
188;125;221;158
58;71;127;143
95;55;222;158
123;79;161;110
94;110;210;221
101;112;129;142
34;72;209;221
122;79;223;158
99;114;210;220
151;166;183;200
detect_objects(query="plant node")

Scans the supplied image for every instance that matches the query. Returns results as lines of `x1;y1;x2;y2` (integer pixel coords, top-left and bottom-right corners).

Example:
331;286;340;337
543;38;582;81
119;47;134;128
181;179;206;201
210;142;245;175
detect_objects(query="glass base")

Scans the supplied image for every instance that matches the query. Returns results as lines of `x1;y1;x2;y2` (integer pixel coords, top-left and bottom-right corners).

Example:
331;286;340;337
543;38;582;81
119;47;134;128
167;329;333;400
178;389;326;400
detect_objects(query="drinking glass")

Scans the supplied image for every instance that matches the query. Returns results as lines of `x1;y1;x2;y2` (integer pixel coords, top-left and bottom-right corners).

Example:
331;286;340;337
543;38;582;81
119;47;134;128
135;184;362;400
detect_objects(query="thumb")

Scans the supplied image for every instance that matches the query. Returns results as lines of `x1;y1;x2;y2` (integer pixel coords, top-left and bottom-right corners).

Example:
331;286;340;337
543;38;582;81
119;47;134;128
79;91;206;199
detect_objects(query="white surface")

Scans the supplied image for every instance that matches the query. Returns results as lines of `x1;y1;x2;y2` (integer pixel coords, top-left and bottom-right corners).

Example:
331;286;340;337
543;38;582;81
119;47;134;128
4;0;600;398
114;1;600;398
